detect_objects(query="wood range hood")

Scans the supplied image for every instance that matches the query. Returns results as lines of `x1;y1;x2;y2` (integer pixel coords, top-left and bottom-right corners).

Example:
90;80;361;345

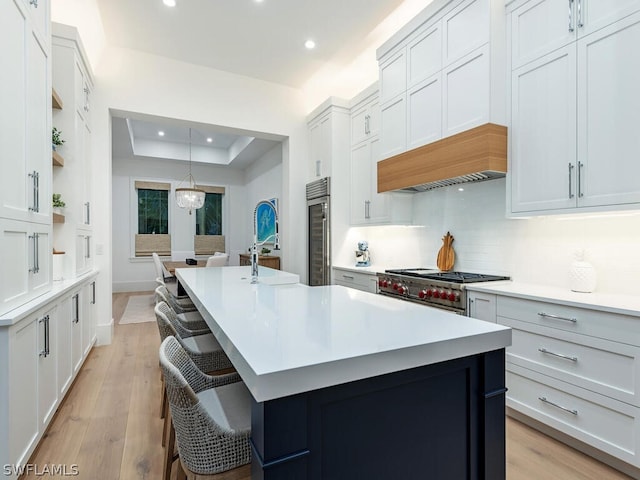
377;123;508;193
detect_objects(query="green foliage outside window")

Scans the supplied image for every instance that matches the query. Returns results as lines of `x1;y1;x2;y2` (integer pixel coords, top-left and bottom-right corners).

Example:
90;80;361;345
138;189;168;234
196;193;222;235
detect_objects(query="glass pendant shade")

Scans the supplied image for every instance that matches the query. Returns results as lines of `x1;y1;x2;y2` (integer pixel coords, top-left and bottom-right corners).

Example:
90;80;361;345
176;129;206;214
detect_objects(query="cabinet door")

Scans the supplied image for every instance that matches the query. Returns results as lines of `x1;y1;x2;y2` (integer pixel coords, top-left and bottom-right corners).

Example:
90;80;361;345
442;0;489;66
9;317;38;467
443;45;490;137
379;94;406;159
38;306;58;428
0;0;28;222
408;22;442;88
24;0;49;43
30;224;51;297
510;46;577;213
82;280;96;356
56;295;73;396
366;137;392;223
510;0;576;69
407;73;442;150
468;292;497;322
70;291;82;372
350;141;371;225
379;50;406;104
76;233;91;275
26;28;50;224
579;0;640;37
576;12;640;208
308;115;331;180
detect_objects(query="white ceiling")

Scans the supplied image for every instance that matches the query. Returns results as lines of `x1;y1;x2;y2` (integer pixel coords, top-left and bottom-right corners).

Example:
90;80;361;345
95;0;406;88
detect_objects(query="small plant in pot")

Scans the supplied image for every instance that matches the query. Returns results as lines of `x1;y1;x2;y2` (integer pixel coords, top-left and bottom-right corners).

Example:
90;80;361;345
52;127;65;151
261;247;271;255
52;193;66;214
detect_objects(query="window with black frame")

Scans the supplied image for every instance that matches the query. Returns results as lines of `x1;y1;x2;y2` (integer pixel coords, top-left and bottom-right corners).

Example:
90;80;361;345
134;181;171;257
195;192;222;235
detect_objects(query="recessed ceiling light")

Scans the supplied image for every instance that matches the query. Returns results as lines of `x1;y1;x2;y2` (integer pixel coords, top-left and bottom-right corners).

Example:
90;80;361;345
458;187;464;191
158;131;165;136
304;39;316;50
163;0;176;7
255;0;264;3
206;137;213;143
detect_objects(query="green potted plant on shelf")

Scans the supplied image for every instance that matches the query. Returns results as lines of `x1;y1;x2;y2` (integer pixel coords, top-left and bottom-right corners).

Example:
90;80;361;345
261;247;271;255
52;193;66;214
52;127;65;151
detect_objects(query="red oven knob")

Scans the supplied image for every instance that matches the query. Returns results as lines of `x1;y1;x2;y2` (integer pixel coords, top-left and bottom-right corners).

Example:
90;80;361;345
447;292;458;302
382;280;389;288
392;283;399;290
378;279;384;287
437;290;446;299
418;289;426;298
397;285;407;295
425;289;433;297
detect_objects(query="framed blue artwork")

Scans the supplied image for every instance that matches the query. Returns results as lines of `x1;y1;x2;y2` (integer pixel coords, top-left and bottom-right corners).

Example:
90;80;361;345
257;198;278;244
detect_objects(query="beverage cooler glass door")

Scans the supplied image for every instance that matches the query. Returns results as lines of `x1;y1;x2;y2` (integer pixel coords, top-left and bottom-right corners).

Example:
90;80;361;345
308;197;330;286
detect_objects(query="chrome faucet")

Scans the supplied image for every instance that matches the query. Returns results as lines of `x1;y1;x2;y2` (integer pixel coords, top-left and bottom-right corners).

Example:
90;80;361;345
251;200;280;284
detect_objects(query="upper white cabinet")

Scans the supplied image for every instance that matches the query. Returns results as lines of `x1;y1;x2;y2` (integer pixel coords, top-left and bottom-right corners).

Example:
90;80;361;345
0;0;51;226
349;86;412;226
509;1;640;214
52;23;95;278
377;0;506;161
306;97;350;181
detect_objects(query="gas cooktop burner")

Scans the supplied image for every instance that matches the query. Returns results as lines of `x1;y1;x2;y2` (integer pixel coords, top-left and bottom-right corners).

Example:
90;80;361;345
384;269;510;284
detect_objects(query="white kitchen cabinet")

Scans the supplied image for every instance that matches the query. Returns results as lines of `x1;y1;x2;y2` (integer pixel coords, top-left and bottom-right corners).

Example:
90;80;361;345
509;4;640;214
442;0;490;66
510;46;577;212
56;294;73;396
70;289;83;373
0;219;51;316
333;267;378;294
37;305;58;429
379;94;407;159
350;88;412;226
0;0;51;226
467;291;497;322
442;44;490;137
407;74;442;150
306;97;350;181
377;0;505;163
52;23;95;279
6;315;38;470
350;94;379;146
0;273;98;478
82;278;96;357
491;292;640;468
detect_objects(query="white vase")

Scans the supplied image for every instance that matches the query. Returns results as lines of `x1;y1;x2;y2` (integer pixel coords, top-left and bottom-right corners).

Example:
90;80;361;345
569;251;596;293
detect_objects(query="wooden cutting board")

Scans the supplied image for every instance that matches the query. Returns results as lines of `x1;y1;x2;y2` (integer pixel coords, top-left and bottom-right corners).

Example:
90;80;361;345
436;232;455;272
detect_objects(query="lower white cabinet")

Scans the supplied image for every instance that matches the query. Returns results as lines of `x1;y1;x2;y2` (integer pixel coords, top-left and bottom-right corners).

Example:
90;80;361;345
486;292;640;468
333;267;378;294
0;272;97;478
467;291;496;322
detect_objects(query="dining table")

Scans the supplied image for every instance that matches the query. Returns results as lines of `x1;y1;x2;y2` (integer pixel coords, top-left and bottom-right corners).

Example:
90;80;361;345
162;260;207;275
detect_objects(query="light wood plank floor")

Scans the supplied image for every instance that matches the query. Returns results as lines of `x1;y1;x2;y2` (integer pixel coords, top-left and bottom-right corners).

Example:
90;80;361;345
22;292;633;479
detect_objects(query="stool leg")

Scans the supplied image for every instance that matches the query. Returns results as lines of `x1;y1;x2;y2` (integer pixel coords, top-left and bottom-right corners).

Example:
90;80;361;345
176;457;187;480
163;411;177;480
160;377;166;419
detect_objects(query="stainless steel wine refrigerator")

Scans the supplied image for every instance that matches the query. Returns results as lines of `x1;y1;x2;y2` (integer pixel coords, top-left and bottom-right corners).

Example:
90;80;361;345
306;177;330;286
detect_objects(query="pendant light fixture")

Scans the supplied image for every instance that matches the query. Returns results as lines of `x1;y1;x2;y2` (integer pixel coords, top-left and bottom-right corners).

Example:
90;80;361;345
175;128;205;215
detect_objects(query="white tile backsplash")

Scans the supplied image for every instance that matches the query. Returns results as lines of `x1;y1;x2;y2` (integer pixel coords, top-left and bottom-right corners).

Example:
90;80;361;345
336;178;640;296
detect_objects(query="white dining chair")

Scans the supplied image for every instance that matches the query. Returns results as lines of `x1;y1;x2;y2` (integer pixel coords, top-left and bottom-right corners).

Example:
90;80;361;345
205;253;229;267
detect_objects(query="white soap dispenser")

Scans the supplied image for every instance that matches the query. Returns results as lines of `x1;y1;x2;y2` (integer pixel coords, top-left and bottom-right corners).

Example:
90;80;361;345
569;249;596;293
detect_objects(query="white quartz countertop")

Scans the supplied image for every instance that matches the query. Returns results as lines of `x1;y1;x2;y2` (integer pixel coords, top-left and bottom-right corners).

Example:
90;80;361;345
177;266;511;402
465;281;640;317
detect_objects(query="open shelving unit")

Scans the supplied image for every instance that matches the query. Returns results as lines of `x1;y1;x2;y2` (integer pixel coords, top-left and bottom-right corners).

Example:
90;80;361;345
52;88;63;110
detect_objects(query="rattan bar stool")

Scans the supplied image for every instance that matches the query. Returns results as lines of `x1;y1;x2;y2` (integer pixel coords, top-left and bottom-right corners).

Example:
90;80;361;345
155;279;198;312
160;336;251;480
155;301;234;449
155;285;209;331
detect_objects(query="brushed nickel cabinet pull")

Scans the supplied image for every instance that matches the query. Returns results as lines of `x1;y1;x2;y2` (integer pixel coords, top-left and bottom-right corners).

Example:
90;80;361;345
568;163;574;199
568;0;575;32
538;347;578;362
539;396;578;415
538;312;577;323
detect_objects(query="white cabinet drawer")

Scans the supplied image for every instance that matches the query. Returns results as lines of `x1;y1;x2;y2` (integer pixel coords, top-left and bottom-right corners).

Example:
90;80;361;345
503;317;640;405
507;365;640;467
333;269;378;294
497;296;640;346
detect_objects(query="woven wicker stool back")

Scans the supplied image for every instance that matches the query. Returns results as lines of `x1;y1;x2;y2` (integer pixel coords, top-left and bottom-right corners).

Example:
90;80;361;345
159;336;251;478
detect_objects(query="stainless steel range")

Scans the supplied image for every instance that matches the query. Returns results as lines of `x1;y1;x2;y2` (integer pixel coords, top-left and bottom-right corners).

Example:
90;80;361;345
377;269;510;315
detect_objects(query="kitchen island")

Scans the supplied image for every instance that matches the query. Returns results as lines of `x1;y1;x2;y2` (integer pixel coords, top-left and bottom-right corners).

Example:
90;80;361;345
177;266;512;480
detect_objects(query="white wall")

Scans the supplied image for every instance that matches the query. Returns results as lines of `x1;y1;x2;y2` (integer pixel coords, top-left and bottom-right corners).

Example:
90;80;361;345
111;155;249;292
243;144;284;260
88;45;309;339
335;179;640;296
